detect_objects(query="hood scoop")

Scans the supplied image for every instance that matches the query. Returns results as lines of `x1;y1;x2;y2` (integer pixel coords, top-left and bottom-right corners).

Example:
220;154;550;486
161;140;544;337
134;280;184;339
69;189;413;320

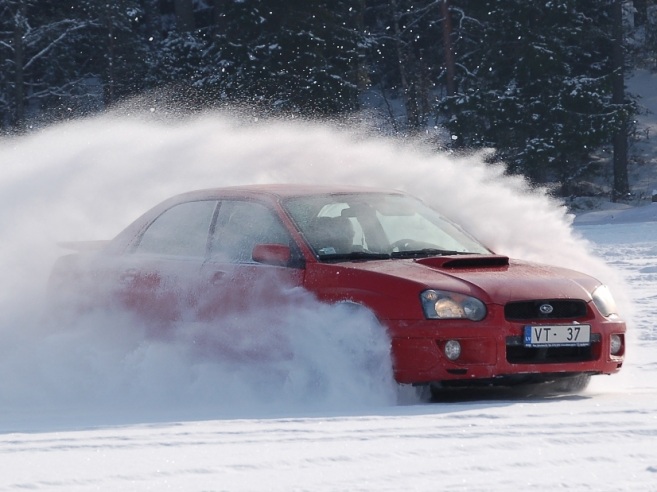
415;255;509;270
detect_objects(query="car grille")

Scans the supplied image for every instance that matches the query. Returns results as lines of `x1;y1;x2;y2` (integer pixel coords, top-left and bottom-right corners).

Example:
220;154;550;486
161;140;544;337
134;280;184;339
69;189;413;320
504;299;588;320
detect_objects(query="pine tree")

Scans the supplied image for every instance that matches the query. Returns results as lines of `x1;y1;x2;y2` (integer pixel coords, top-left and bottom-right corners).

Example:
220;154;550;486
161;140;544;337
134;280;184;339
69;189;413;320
0;0;99;129
439;0;636;193
83;0;153;106
0;0;155;129
363;0;446;132
208;0;364;114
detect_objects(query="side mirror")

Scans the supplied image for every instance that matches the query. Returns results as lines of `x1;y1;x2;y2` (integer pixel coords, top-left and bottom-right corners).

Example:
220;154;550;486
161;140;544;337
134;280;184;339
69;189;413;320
252;244;291;267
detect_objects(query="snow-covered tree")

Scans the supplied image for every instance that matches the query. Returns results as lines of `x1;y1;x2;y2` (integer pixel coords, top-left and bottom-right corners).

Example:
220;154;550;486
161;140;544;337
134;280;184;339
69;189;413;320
0;1;100;129
0;0;641;198
0;0;154;130
438;0;636;194
363;0;448;132
212;0;363;114
145;0;363;115
82;0;154;106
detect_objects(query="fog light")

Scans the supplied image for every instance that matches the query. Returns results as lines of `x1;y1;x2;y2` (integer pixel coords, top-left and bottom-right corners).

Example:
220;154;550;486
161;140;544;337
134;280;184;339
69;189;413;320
610;334;623;355
444;340;461;361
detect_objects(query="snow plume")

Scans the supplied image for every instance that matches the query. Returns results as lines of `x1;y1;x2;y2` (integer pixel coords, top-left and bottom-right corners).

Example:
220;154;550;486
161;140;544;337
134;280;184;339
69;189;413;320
0;111;614;275
0;111;627;430
0;286;395;431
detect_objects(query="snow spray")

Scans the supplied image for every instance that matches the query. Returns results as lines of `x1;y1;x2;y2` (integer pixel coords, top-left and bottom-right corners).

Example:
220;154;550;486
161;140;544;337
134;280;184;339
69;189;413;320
0;110;627;431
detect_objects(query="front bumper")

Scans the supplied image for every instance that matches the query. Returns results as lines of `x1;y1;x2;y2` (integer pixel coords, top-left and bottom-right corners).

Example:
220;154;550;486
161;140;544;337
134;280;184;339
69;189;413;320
389;316;626;385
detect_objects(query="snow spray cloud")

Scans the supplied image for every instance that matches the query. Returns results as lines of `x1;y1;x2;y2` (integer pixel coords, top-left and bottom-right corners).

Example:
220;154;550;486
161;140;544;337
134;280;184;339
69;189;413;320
0;111;627;430
0;111;618;279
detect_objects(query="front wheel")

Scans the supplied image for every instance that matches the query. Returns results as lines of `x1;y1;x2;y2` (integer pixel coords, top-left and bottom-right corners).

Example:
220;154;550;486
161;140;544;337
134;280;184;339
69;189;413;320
521;373;593;396
426;373;593;400
542;373;592;394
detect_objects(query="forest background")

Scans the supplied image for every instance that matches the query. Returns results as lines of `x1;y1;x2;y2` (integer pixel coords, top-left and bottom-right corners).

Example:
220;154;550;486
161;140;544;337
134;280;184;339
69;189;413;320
1;0;656;200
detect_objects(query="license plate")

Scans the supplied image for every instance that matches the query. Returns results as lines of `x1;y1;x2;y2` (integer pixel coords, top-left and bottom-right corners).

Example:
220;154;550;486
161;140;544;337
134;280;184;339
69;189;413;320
523;324;591;347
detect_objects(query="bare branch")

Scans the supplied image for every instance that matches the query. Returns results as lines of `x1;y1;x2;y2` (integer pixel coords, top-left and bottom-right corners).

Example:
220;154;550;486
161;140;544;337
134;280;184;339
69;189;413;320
24;22;91;70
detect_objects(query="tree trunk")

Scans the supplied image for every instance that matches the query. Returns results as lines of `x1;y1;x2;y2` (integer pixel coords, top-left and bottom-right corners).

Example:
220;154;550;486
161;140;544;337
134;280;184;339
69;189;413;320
634;0;647;27
174;0;195;32
441;0;461;147
390;0;420;130
105;10;116;106
612;0;630;201
141;0;162;42
13;2;26;128
441;0;455;97
213;0;226;31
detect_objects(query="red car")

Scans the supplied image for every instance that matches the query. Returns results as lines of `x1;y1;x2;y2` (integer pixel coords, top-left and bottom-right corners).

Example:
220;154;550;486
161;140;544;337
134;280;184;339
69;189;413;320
50;185;625;393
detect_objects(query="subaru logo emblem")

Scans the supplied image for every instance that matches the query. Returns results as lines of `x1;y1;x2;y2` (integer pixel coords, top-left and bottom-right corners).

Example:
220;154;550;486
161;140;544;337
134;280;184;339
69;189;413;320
539;303;554;314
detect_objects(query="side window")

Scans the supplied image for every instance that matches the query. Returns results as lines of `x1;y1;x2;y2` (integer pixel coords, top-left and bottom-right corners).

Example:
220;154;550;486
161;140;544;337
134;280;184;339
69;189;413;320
210;200;291;262
135;200;218;257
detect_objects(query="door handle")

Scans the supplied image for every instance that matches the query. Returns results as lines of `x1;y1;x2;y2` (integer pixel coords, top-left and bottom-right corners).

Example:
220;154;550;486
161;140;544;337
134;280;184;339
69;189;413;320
210;271;227;285
121;268;139;282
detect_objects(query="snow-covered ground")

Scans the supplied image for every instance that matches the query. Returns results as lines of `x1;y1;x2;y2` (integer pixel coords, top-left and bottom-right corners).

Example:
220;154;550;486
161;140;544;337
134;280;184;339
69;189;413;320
1;70;657;490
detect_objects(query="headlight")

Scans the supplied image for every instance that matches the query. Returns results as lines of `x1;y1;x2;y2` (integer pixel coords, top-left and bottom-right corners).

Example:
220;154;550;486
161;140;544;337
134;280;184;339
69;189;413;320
591;285;618;317
421;289;487;321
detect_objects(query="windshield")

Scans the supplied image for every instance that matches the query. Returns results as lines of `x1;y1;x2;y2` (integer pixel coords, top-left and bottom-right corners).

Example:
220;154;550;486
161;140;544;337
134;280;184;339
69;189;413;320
283;193;491;260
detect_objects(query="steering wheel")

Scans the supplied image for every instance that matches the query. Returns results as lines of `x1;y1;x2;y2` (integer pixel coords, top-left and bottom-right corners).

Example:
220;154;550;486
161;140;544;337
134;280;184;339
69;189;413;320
391;238;419;251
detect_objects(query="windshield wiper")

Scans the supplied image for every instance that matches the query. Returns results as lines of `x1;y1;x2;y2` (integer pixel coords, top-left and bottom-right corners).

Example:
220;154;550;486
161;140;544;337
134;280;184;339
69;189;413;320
318;251;392;262
391;249;473;259
318;249;477;261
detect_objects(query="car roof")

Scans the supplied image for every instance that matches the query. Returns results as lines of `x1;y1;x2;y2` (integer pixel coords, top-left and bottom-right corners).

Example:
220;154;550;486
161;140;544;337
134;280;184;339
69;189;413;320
106;184;410;254
173;184;406;201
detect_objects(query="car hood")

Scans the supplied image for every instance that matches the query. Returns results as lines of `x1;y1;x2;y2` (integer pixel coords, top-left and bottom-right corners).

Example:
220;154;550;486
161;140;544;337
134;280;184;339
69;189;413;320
336;254;600;304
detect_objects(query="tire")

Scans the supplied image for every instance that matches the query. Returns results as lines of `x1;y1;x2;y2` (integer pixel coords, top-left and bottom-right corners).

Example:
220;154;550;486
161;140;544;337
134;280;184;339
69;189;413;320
523;373;592;396
427;373;593;400
546;373;592;393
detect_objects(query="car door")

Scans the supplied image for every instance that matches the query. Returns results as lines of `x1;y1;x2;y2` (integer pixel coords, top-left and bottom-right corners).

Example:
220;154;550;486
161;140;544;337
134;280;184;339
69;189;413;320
115;199;219;329
197;199;305;321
